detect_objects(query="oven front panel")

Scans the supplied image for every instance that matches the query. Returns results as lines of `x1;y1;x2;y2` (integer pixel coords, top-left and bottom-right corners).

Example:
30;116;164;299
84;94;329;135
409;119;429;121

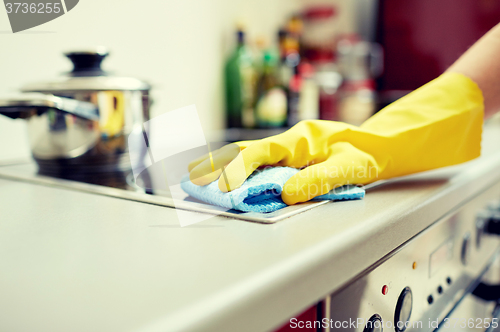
329;182;500;332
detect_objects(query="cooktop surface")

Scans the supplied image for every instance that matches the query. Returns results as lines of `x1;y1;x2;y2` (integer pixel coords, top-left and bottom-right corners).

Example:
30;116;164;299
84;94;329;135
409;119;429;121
0;160;336;224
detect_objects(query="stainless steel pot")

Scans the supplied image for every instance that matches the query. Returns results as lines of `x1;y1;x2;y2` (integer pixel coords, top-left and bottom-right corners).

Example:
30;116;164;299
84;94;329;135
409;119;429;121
0;48;151;174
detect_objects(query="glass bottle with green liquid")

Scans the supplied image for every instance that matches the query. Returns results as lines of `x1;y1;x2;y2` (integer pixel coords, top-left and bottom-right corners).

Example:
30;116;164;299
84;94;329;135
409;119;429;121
225;29;257;128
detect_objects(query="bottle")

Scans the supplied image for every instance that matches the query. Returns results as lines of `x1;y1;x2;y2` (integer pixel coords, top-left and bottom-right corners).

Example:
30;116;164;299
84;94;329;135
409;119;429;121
277;28;301;126
297;62;319;121
224;29;257;128
255;50;287;128
277;29;293;89
287;71;301;126
316;62;343;121
336;35;380;125
278;46;300;92
338;80;376;126
287;15;304;54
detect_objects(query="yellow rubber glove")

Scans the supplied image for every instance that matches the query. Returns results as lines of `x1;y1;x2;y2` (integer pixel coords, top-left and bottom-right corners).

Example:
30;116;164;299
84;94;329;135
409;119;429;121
189;73;484;205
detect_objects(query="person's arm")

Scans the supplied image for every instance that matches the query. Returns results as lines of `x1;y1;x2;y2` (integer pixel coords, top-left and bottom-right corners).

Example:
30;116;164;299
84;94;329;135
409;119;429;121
447;23;500;119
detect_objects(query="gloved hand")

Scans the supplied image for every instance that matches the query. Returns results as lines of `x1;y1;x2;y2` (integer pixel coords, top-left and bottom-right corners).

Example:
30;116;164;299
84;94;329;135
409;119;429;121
189;73;484;205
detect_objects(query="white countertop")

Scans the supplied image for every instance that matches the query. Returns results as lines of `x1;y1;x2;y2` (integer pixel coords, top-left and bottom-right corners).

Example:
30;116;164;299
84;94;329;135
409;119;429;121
2;119;500;332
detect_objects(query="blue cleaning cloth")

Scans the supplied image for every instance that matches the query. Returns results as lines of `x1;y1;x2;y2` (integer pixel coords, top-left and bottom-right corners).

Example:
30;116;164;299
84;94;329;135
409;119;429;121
180;166;365;213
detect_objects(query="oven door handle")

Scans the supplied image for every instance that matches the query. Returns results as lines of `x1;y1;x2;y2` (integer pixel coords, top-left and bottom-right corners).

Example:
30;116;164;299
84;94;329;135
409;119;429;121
472;285;500;332
472;282;500;302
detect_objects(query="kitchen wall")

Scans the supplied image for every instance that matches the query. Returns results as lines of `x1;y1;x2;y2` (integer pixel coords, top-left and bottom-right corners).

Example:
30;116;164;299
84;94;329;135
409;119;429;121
0;0;302;160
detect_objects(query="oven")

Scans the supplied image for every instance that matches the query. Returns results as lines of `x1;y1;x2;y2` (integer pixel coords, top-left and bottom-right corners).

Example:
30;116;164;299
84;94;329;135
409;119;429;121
323;180;500;332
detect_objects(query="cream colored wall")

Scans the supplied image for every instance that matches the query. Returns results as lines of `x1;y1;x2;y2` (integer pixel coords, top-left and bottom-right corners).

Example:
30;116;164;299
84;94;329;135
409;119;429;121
0;0;301;160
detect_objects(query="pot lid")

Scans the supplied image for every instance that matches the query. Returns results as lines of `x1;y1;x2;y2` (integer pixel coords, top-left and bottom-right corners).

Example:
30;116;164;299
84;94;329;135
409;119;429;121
21;47;150;92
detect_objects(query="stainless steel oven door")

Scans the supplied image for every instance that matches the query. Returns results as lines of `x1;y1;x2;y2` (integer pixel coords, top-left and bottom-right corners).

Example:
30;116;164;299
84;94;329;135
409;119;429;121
436;254;500;332
328;179;500;332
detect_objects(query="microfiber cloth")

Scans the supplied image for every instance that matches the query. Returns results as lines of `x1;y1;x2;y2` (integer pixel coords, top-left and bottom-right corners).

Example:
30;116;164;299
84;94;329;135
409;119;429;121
180;166;365;213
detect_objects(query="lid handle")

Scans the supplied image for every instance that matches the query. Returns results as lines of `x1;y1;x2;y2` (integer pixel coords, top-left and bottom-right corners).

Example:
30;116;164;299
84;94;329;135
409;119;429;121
65;48;109;77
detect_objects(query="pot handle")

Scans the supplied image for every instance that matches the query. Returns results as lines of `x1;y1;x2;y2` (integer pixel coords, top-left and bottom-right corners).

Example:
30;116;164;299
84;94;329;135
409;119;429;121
0;93;99;120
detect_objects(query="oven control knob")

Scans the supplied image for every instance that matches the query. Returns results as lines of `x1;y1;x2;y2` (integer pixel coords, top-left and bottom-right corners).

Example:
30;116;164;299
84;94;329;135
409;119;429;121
394;287;413;332
364;314;383;332
484;211;500;235
461;232;471;265
476;211;489;248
